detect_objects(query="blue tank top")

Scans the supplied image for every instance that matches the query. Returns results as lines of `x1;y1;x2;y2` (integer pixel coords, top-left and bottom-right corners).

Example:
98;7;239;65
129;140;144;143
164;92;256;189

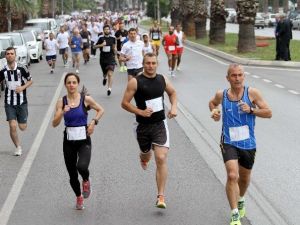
63;95;87;127
222;86;256;150
71;36;82;53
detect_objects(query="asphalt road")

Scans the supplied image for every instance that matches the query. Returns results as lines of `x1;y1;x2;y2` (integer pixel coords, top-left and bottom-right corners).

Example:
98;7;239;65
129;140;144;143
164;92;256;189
0;34;299;225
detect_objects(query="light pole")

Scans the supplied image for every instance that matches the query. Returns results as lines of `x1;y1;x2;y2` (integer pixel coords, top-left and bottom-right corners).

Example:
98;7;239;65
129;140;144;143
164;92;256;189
61;0;63;15
157;0;160;24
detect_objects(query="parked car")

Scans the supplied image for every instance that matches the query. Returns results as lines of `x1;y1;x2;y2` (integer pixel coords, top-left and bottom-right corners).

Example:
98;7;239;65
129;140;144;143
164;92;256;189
0;36;14;94
17;30;43;63
255;16;265;29
292;15;300;30
225;8;237;23
264;13;277;26
0;32;30;67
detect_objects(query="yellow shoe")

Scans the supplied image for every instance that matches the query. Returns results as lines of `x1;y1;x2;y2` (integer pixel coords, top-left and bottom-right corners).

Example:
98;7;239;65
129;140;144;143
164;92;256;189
238;200;246;218
155;195;166;209
230;212;241;225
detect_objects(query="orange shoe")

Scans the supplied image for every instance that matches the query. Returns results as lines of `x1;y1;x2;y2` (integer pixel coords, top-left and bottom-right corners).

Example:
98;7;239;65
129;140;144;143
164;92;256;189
140;160;149;170
156;195;166;209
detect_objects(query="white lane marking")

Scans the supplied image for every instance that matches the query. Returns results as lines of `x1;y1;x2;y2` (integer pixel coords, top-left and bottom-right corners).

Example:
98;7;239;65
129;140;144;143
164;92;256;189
244;72;250;75
263;79;272;83
288;90;299;95
252;75;260;78
0;74;66;225
184;46;228;66
275;84;285;88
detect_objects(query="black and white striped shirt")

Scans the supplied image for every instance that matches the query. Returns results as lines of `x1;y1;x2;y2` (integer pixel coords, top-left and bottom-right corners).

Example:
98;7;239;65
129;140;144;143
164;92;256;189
0;63;32;105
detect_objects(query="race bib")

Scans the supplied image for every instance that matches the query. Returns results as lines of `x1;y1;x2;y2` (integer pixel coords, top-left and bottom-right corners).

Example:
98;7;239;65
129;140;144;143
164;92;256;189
66;126;87;141
168;46;175;51
152;33;159;40
229;125;250;142
121;37;126;42
7;81;20;91
82;38;88;43
145;97;163;113
103;46;111;52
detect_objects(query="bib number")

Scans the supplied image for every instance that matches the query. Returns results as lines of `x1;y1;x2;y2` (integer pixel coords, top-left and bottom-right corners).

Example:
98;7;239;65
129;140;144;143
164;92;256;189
82;38;88;43
145;97;163;113
168;46;175;51
152;33;159;40
66;126;87;141
229;125;250;142
102;46;111;52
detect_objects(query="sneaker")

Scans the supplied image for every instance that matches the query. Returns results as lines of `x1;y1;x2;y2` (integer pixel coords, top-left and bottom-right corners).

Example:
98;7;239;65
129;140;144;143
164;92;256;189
123;66;127;71
103;78;107;86
119;65;124;72
230;212;241;225
238;200;246;218
50;69;54;74
107;89;111;96
76;195;84;210
171;71;176;77
156;195;166;209
76;69;79;74
82;180;91;199
14;146;22;156
176;66;180;71
140;159;149;170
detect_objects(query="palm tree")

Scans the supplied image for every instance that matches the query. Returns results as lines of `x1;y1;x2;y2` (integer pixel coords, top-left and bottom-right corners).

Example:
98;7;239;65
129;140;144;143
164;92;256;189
209;0;227;44
181;0;195;36
194;0;208;39
170;0;182;27
236;0;258;53
263;0;268;13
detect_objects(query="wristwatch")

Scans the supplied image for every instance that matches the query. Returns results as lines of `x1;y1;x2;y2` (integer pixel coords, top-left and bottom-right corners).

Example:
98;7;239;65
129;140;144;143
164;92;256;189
92;118;98;125
249;107;254;114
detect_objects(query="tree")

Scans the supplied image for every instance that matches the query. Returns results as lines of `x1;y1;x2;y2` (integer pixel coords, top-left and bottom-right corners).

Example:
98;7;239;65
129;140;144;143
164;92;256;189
236;0;258;53
209;0;227;44
263;0;268;13
181;0;195;36
146;0;170;20
194;0;208;39
170;0;182;26
298;0;300;11
273;0;279;13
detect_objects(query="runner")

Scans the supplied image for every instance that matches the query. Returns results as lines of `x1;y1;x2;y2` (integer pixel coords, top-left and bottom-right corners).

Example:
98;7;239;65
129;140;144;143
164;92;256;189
80;24;91;64
94;25;117;96
162;26;179;77
44;32;57;74
52;72;104;210
114;22;128;72
0;47;33;156
142;33;155;56
90;21;100;59
120;27;144;81
209;64;272;225
174;24;186;71
149;20;162;56
121;52;177;209
57;26;70;67
70;28;83;74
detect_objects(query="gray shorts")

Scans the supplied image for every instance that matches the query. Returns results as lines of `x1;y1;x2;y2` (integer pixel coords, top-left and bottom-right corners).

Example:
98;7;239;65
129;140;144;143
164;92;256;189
5;103;28;123
134;119;169;153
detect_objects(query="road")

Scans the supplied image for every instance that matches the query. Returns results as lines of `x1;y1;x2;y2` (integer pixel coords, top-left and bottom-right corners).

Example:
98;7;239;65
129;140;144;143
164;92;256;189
0;36;299;225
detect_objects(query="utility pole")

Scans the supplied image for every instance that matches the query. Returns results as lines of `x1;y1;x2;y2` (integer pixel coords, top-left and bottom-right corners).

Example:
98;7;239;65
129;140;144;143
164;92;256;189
61;0;64;15
157;0;160;24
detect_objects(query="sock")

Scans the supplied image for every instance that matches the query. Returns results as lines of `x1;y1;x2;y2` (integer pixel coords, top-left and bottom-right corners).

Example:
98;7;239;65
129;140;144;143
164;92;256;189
239;196;245;202
231;208;239;215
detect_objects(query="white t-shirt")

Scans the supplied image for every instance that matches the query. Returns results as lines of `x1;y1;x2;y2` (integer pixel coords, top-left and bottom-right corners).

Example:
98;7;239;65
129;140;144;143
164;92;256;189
143;43;153;54
174;30;184;47
57;32;69;49
44;38;57;56
120;40;144;69
90;25;100;42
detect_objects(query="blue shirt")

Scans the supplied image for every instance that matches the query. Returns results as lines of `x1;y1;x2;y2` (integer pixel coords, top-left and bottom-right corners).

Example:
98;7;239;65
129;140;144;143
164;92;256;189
63;95;87;127
70;36;82;53
221;86;256;150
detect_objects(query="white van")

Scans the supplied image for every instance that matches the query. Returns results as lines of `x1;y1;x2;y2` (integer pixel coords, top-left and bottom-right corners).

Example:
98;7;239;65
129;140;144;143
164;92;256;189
25;18;58;38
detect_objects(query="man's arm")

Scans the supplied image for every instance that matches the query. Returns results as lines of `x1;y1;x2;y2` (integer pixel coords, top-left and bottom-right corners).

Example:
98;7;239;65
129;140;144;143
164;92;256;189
209;90;223;121
164;76;177;119
121;78;153;117
249;88;272;118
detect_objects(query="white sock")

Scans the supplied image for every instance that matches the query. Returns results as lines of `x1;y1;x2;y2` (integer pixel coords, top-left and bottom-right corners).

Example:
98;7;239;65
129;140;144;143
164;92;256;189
239;196;245;202
231;208;239;215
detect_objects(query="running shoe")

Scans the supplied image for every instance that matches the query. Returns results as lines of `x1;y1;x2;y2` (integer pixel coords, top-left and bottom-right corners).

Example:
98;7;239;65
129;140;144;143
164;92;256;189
176;66;181;71
82;180;91;199
123;66;127;71
50;69;54;74
76;69;79;74
140;159;149;170
171;71;176;77
107;88;111;96
238;200;246;218
156;195;166;209
14;146;22;156
76;195;84;210
230;212;241;225
119;65;124;72
103;78;107;86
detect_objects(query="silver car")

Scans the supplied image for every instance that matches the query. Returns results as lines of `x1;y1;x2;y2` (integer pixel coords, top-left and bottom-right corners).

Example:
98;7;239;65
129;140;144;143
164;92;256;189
0;32;30;67
292;15;300;30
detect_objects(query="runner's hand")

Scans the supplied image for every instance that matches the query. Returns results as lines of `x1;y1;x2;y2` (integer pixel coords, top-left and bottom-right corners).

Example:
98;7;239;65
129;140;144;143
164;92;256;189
140;108;153;117
167;109;177;119
87;124;95;136
63;105;71;113
211;108;221;121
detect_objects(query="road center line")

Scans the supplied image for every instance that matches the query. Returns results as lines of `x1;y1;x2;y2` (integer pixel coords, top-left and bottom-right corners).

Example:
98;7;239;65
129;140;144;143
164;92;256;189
275;84;285;88
288;90;300;95
0;73;65;225
263;79;272;83
251;75;260;78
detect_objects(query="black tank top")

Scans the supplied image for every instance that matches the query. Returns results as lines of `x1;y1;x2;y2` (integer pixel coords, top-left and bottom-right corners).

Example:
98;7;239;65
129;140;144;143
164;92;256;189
134;74;166;124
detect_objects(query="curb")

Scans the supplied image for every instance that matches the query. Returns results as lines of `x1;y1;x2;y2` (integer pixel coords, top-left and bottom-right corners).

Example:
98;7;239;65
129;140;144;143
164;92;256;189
185;40;300;69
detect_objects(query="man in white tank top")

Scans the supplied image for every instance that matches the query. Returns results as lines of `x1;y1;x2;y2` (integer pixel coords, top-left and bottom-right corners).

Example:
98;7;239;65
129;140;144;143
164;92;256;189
174;24;186;71
142;33;155;56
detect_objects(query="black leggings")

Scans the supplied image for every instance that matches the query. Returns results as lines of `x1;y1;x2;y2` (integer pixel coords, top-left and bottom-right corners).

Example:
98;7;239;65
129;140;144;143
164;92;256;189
63;135;91;197
91;41;96;56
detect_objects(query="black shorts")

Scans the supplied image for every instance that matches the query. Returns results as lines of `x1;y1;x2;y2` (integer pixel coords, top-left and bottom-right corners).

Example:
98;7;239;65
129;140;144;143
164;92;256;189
100;62;116;75
220;143;256;169
134;120;169;153
59;47;68;55
46;55;56;61
127;67;143;77
5;103;28;123
82;43;90;50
